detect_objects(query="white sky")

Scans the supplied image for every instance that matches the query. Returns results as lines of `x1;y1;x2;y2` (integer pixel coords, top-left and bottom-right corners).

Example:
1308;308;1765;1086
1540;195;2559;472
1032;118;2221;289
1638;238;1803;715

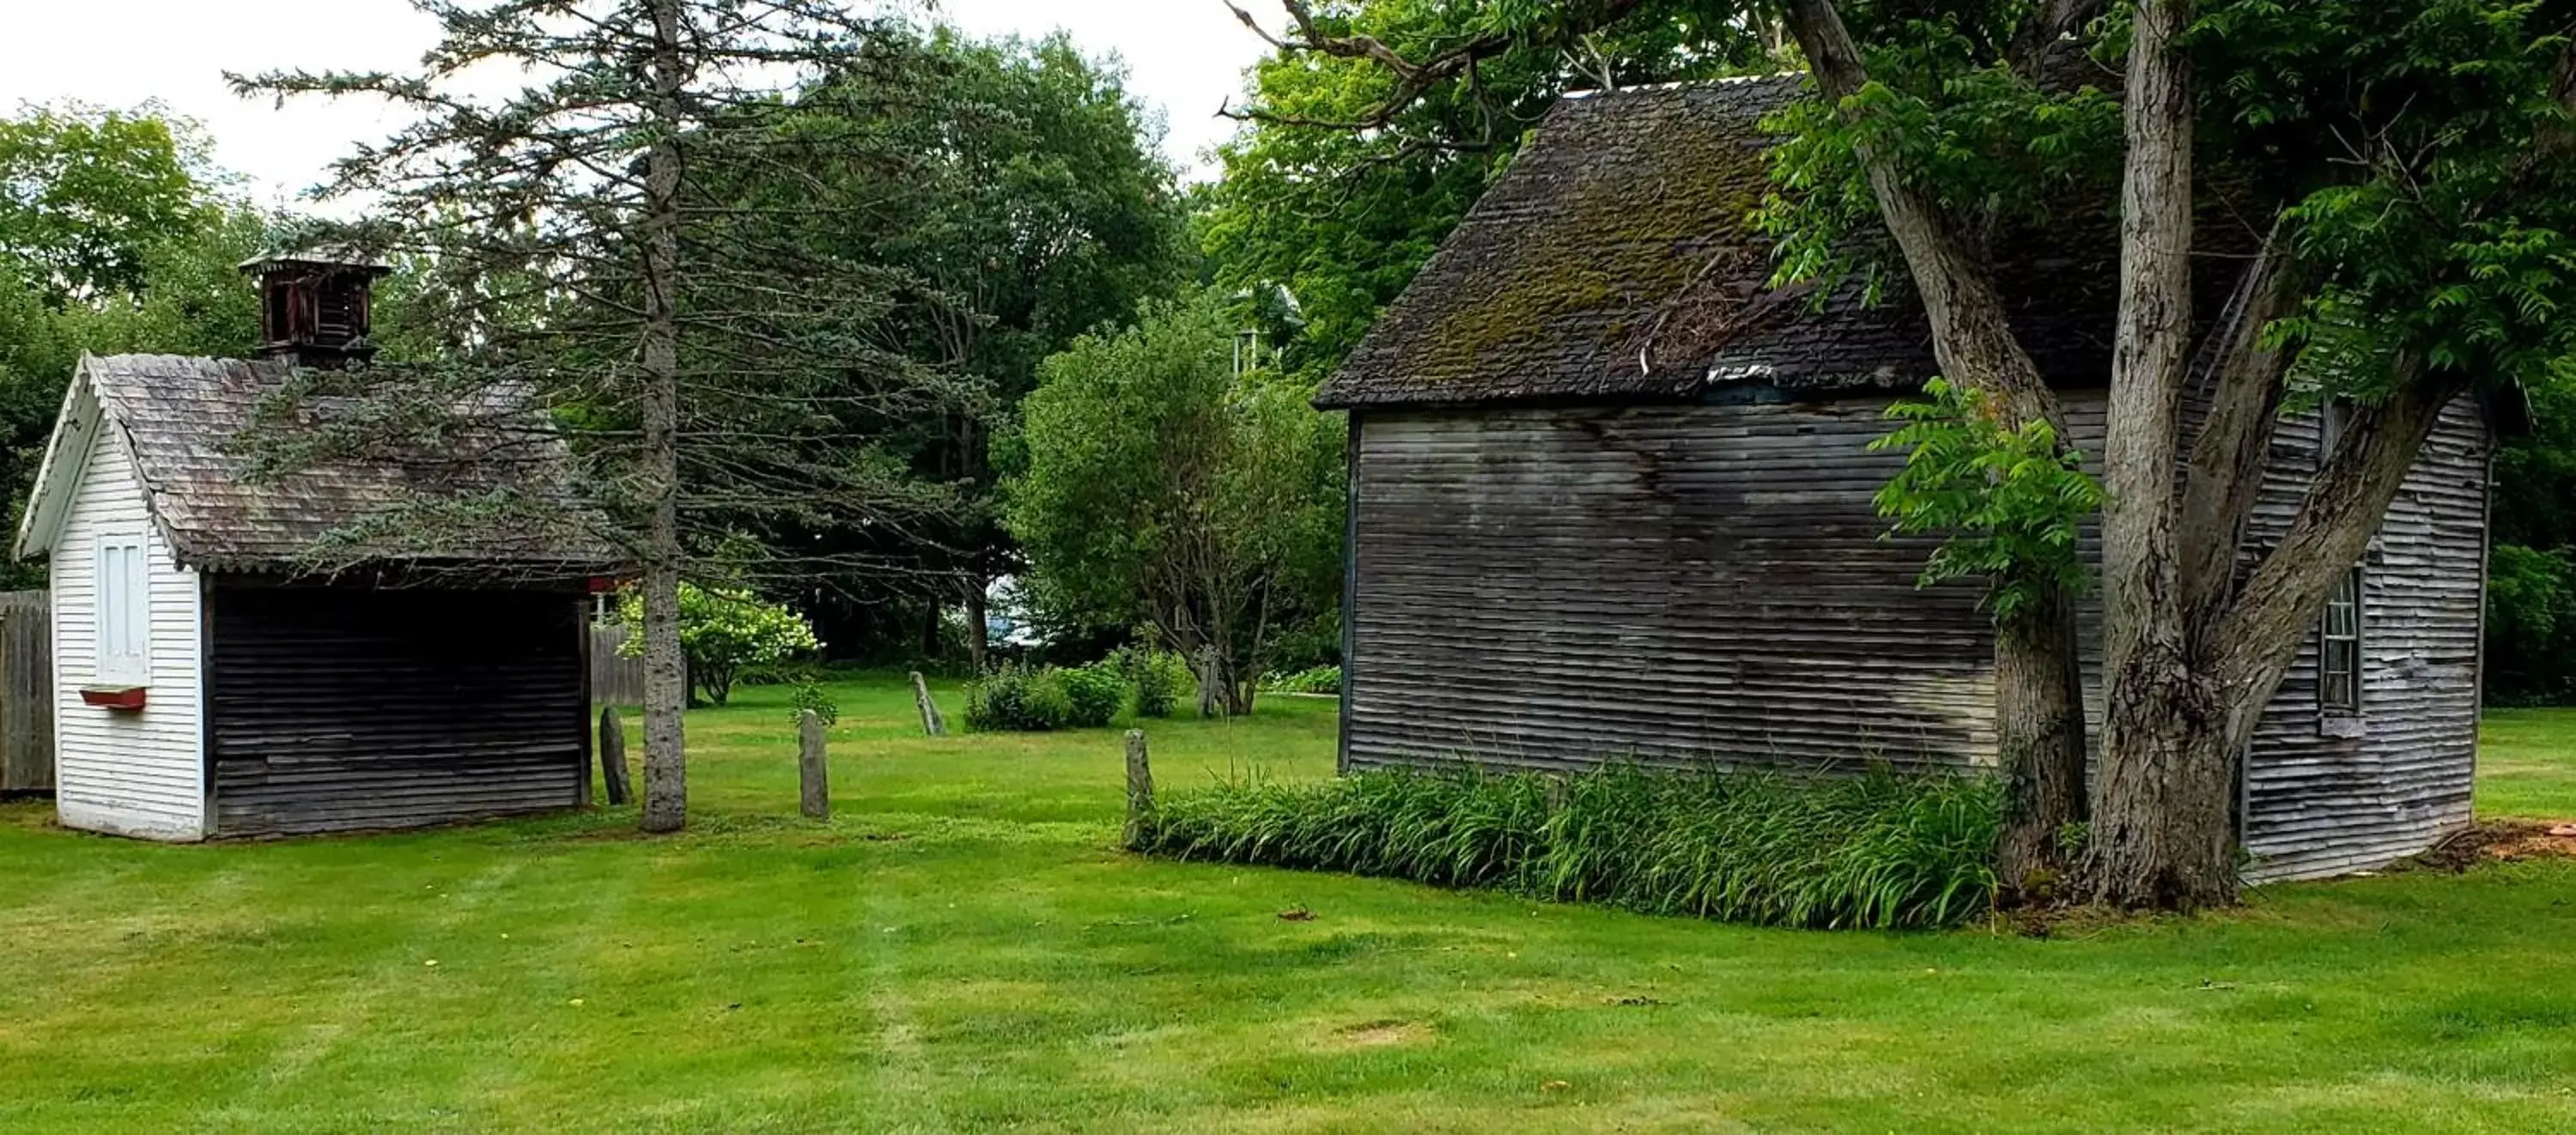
0;0;1277;209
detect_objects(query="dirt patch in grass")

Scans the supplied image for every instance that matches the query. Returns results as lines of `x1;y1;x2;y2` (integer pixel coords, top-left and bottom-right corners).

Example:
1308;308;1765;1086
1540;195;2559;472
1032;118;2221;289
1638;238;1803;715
1319;1018;1431;1050
2409;820;2576;871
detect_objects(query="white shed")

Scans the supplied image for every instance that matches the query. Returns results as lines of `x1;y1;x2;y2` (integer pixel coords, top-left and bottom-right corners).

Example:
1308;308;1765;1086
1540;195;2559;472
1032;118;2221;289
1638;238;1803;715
14;358;206;839
14;251;634;841
14;349;619;841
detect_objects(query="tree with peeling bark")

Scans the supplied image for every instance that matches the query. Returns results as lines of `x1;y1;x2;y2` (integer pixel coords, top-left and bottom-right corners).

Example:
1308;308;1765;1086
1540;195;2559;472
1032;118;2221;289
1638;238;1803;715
1224;0;2576;909
235;0;959;835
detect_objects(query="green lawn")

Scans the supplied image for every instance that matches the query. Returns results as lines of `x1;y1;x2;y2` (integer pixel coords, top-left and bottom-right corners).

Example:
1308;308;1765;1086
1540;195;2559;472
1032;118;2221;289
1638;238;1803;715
2477;707;2576;818
1;680;2573;1132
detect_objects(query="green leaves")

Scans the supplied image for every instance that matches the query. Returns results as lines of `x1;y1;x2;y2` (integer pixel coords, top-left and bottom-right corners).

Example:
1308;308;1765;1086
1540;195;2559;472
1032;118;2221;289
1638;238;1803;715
1137;762;2005;931
617;583;820;706
0;104;222;305
1869;379;2104;622
1005;289;1343;657
1203;0;1769;373
2203;0;2576;401
1756;58;2123;303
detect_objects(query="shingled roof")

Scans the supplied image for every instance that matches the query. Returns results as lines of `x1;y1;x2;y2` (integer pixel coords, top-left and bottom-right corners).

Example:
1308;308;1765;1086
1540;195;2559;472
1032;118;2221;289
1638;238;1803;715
17;354;618;575
1313;75;2123;410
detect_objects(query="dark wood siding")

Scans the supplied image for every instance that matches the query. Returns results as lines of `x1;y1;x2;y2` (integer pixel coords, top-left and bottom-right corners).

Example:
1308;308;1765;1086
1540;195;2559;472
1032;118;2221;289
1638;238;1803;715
206;584;586;836
1346;391;2488;881
1346;398;2026;774
0;590;52;792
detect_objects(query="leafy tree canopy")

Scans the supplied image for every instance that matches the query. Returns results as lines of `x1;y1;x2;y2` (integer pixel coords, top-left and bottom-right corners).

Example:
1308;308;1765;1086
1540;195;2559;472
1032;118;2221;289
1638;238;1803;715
0;103;268;586
1004;288;1342;713
0;104;224;306
757;27;1194;647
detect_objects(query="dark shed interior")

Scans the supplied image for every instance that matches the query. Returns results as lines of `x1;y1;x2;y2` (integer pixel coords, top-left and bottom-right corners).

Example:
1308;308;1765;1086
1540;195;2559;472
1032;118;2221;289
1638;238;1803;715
207;583;591;836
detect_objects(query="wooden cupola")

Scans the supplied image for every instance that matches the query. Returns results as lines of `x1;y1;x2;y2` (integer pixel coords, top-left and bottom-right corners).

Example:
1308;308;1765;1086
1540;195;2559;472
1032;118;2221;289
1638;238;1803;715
239;251;392;369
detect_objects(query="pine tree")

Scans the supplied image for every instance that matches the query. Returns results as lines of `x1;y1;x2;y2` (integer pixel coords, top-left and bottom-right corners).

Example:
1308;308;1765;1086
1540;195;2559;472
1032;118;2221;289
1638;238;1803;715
237;0;962;833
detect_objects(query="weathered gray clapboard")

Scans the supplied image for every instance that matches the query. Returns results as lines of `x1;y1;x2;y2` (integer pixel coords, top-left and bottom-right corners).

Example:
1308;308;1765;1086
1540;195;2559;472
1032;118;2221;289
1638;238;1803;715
0;590;53;793
590;622;645;706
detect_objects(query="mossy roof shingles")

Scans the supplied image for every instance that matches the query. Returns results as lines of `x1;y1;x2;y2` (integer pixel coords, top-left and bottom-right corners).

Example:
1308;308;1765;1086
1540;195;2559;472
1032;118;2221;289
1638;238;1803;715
1315;75;2121;410
78;353;616;574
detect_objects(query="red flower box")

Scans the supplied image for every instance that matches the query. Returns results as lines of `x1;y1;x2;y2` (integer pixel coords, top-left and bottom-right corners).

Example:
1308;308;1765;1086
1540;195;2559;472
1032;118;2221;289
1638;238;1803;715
80;685;147;710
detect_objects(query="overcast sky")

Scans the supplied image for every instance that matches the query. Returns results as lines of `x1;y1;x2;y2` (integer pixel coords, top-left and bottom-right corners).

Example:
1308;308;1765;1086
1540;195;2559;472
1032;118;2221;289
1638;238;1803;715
0;1;1277;208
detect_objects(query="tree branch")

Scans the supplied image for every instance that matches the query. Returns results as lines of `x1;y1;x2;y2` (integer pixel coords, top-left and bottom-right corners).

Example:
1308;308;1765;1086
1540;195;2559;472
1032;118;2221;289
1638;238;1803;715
1778;0;2067;436
2209;361;2472;747
2175;234;2300;631
1217;0;1645;133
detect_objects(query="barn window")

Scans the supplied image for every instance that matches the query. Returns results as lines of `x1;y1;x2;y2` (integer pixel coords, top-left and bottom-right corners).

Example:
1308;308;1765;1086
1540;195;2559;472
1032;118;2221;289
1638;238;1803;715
2319;565;2362;713
94;529;149;684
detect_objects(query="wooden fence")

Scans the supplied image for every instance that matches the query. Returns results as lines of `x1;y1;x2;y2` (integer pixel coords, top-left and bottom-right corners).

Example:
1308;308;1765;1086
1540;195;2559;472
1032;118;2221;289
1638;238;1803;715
591;622;646;706
0;591;52;792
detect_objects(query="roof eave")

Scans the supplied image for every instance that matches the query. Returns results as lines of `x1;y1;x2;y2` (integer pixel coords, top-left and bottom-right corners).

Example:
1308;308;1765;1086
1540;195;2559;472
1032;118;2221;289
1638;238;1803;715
13;356;103;561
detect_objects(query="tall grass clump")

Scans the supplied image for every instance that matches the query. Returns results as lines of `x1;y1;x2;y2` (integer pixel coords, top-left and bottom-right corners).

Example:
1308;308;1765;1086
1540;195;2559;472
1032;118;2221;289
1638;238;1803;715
1135;764;2002;930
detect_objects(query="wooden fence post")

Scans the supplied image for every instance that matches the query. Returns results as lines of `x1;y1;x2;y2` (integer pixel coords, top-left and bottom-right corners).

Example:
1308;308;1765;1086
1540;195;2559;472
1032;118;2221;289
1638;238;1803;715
909;671;946;737
1122;729;1153;848
598;707;632;806
799;709;829;820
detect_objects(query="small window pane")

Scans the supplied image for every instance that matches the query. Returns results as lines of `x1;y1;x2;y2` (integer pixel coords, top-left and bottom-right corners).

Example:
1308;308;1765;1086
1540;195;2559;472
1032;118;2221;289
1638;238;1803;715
2320;566;2362;713
124;545;147;658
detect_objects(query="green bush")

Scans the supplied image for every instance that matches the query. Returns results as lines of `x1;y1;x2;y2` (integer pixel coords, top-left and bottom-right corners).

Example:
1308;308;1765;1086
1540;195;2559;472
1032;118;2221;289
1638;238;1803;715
1059;665;1127;728
1262;665;1341;695
965;663;1124;731
617;583;822;706
1134;764;2002;930
1111;646;1194;718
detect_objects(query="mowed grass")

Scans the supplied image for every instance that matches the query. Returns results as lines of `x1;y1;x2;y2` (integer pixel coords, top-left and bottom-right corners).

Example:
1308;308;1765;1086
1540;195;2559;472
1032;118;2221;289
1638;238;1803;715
2476;707;2576;818
0;680;2568;1132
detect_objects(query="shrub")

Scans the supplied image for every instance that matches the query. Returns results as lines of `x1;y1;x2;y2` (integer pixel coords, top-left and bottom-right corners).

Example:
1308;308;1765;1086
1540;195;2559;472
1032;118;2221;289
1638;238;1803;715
1262;665;1341;695
1134;764;2002;930
2488;543;2576;705
966;663;1048;731
617;583;822;706
966;663;1123;731
1059;665;1127;728
1111;646;1193;718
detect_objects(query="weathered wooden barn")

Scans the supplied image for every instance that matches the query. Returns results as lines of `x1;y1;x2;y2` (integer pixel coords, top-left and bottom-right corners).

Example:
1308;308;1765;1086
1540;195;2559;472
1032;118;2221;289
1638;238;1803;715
1319;76;2497;883
12;256;612;840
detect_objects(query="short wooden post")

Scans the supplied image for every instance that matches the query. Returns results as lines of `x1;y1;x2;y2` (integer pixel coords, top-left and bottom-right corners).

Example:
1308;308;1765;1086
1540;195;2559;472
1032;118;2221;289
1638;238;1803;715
1195;652;1220;719
1122;729;1153;848
598;707;632;805
909;671;946;737
799;709;829;820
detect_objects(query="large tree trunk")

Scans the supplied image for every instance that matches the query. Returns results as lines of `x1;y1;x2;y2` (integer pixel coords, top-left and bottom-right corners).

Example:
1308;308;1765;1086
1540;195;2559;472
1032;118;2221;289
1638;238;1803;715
1782;0;2092;894
1993;592;2089;897
2087;0;2220;907
636;0;690;835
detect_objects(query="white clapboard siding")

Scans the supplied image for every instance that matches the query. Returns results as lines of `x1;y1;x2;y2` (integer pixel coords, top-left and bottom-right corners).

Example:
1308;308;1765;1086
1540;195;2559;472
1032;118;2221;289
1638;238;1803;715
51;385;205;841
